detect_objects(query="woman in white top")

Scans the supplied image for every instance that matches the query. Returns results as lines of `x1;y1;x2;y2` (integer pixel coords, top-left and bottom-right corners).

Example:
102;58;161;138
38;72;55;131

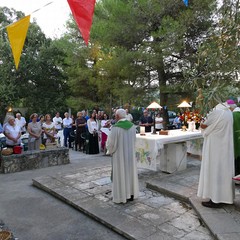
62;112;73;148
4;115;21;147
87;112;99;154
42;114;56;144
155;113;163;131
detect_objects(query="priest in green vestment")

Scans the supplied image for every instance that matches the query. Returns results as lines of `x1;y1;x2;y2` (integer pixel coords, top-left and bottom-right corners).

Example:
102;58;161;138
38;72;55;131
233;106;240;175
106;109;139;203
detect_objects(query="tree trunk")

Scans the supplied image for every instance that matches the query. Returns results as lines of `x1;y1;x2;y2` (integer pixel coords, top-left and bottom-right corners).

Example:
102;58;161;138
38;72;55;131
157;59;169;129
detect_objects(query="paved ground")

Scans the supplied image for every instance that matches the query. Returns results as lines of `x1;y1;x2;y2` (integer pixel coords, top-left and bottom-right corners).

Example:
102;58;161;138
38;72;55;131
32;151;214;240
1;150;240;239
0;150;126;240
147;166;240;240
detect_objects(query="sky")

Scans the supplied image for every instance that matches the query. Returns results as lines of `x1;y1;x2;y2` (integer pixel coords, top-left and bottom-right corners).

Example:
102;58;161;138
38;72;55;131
1;0;71;38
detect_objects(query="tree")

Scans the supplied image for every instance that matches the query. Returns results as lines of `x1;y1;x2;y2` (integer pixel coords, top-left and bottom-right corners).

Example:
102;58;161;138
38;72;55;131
185;0;240;113
0;7;69;121
62;0;216;115
59;0;239;117
91;0;217;107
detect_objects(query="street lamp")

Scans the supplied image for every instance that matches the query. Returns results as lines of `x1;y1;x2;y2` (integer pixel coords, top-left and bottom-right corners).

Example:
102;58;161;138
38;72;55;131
147;101;162;134
177;101;191;127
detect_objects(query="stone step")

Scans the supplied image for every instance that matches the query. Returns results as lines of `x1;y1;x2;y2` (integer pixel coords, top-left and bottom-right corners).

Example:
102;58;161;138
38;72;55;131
32;166;214;240
146;167;240;240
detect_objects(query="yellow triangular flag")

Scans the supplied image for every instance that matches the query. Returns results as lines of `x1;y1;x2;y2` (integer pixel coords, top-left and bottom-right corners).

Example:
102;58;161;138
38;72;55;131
7;15;30;70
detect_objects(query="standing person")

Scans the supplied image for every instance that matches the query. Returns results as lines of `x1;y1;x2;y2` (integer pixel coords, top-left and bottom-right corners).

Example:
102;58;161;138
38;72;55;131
38;115;45;144
70;114;77;148
27;113;42;151
100;113;111;152
125;109;133;122
82;110;90;131
15;113;26;134
52;112;63;132
106;109;139;204
197;102;235;208
173;113;182;129
4;116;21;148
155;113;163;131
71;114;76;132
87;112;99;154
42;114;56;144
0;123;3;133
233;105;240;176
63;112;73;148
0;122;4;148
75;111;87;151
139;109;153;132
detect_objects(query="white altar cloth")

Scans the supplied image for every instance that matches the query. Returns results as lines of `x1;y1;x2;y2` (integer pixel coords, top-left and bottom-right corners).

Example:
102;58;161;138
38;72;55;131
136;130;202;171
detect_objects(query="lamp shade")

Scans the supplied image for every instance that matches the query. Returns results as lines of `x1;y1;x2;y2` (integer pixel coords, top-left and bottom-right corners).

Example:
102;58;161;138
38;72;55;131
177;101;191;108
147;101;162;109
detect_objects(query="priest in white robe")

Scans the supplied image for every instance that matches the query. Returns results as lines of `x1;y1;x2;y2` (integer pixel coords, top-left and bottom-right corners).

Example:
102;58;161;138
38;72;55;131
197;102;235;208
106;109;139;204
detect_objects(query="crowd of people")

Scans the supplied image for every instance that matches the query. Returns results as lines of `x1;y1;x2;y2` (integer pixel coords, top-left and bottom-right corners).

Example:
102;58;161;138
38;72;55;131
1;107;178;154
0;108;135;155
1;101;240;206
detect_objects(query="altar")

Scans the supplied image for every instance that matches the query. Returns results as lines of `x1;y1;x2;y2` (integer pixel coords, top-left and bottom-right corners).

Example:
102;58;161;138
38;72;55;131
135;130;203;172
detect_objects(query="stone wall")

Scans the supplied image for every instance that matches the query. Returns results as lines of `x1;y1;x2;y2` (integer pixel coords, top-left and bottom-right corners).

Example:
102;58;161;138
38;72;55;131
0;147;70;174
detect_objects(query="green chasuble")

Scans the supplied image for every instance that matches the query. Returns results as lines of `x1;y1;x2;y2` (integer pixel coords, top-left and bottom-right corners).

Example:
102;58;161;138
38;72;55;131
233;111;240;175
233;111;240;158
110;119;134;182
114;120;133;129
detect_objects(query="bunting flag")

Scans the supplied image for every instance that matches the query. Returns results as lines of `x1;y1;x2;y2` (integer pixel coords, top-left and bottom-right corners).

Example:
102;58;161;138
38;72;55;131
7;15;30;70
67;0;96;46
183;0;189;6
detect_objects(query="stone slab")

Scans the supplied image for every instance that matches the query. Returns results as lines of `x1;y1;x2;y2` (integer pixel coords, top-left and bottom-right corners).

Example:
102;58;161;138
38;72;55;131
32;162;240;240
1;147;69;173
147;166;240;240
32;167;214;240
217;233;240;240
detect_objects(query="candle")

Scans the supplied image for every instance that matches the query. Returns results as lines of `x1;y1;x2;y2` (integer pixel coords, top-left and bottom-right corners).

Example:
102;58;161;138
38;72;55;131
140;126;145;135
188;121;195;131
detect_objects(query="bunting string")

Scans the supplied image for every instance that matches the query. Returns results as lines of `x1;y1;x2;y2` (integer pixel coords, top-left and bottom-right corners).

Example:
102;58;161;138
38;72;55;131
0;0;188;69
0;1;54;32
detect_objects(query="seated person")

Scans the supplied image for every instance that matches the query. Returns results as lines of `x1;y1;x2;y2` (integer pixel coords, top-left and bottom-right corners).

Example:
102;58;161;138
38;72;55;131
139;109;153;132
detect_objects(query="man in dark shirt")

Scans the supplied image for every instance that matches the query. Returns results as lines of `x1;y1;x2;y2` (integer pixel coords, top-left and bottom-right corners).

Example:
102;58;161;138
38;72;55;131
139;109;153;132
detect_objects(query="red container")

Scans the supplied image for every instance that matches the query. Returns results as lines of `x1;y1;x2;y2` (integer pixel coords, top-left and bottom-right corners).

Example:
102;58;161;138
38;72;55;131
13;146;22;154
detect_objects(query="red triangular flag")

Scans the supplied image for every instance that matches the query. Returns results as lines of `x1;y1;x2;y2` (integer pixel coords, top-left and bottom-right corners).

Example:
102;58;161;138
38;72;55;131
67;0;96;46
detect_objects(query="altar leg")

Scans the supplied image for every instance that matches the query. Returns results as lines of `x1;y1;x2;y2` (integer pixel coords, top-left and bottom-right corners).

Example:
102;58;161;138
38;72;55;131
159;142;187;173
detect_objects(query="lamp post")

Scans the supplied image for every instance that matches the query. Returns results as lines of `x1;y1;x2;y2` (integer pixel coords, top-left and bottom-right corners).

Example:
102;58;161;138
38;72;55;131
147;101;162;134
177;101;191;127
